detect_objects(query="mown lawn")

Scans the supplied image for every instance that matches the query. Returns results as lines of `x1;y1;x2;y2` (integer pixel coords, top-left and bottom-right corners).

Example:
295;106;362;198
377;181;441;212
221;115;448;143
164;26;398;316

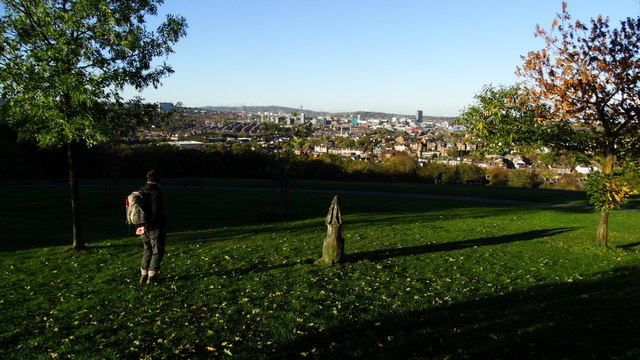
0;181;639;359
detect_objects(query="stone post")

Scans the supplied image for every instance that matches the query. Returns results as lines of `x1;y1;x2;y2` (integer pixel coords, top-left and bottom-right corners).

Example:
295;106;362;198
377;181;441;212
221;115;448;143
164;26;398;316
320;195;344;265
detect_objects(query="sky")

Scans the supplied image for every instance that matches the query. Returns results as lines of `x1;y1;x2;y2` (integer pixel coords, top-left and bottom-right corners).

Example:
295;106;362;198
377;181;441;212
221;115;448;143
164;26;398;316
122;0;640;117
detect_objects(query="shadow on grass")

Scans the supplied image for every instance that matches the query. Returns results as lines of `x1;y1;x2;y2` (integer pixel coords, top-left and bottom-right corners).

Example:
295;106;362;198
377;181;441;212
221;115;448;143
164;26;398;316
174;228;578;284
174;259;316;283
618;241;640;250
0;184;587;252
86;243;139;250
344;228;579;263
274;266;640;359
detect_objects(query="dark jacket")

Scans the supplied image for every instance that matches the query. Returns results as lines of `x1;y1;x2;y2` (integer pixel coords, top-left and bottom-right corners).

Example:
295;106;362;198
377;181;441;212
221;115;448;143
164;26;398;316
141;182;167;230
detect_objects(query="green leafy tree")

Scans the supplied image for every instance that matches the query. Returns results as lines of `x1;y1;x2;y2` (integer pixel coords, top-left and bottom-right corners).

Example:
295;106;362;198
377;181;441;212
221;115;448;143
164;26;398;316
383;151;418;181
457;84;547;156
417;162;449;183
508;169;542;188
159;102;187;132
460;4;640;246
456;163;486;184
446;145;462;159
355;135;374;151
0;0;187;250
333;136;356;149
487;166;509;186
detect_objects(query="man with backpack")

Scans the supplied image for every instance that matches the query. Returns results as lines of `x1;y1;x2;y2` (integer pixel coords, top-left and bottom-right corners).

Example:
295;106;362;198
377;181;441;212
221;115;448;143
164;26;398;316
137;169;167;285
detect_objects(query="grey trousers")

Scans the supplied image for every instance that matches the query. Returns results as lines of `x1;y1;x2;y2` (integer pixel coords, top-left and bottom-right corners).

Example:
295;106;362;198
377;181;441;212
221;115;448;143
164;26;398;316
140;228;166;272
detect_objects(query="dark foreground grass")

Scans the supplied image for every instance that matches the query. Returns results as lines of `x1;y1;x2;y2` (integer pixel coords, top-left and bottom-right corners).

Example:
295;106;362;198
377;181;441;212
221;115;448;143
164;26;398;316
1;182;639;359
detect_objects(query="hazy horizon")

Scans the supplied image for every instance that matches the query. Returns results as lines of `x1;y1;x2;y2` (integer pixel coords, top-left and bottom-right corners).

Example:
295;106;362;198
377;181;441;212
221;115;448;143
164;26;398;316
123;0;640;117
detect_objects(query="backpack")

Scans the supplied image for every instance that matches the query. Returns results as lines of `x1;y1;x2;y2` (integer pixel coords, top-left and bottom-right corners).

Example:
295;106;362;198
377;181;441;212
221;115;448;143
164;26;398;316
125;191;149;226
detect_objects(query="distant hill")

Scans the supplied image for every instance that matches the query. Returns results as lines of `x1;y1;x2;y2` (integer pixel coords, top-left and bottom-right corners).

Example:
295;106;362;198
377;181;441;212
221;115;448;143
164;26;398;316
198;105;454;122
199;105;327;115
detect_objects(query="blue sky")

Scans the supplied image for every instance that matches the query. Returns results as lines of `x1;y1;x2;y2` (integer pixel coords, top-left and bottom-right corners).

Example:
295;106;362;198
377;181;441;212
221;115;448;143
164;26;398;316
123;0;640;116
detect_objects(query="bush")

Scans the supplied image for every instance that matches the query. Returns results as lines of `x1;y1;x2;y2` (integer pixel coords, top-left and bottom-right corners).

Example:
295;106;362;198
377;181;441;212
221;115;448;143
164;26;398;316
556;172;583;191
508;169;542;188
539;182;556;190
418;163;456;184
382;152;418;181
456;163;486;184
345;160;386;181
487;166;509;186
621;162;640;195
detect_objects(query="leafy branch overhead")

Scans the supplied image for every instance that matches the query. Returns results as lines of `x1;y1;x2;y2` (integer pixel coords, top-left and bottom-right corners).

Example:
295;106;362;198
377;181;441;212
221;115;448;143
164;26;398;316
0;0;188;148
0;0;187;250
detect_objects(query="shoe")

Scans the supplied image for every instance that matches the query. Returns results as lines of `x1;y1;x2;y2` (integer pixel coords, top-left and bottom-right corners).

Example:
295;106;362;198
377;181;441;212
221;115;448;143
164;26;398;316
140;274;148;284
147;275;158;285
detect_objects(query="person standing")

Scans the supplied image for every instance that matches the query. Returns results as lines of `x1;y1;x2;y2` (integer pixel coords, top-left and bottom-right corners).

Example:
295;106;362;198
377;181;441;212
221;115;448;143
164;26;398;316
138;169;167;285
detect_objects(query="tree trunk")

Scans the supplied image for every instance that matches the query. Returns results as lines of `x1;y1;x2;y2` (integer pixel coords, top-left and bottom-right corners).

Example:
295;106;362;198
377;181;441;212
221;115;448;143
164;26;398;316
594;155;615;247
68;142;85;250
595;210;609;247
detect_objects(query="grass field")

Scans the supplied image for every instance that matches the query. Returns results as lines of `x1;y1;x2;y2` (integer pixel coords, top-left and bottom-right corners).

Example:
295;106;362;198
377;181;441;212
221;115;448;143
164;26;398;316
1;180;639;359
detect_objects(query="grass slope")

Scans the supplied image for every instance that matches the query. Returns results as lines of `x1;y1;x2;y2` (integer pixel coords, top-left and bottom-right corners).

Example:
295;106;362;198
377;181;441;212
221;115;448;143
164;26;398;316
1;182;639;359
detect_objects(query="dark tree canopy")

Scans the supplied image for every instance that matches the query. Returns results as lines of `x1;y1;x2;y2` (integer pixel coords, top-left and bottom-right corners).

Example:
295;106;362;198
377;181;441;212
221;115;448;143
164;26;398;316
0;0;187;148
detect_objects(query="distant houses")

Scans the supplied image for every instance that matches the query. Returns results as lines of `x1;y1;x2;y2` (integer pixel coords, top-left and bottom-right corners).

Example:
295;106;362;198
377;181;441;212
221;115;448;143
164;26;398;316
166;140;205;149
130;106;599;188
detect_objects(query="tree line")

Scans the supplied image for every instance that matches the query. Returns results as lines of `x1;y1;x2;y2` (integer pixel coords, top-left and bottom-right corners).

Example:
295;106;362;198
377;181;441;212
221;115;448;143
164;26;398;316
2;126;569;190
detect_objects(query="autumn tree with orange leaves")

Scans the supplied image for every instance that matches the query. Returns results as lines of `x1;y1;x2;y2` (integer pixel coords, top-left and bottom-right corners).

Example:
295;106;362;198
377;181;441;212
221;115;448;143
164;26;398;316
518;3;640;246
460;3;640;247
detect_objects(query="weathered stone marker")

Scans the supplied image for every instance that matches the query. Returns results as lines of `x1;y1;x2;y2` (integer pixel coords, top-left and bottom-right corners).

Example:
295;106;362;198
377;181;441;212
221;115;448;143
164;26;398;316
319;195;344;265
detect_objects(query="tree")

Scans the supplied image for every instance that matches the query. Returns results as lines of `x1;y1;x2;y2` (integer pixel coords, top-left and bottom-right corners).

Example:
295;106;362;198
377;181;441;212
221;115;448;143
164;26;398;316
383;151;418;181
508;169;542;188
446;145;462;159
518;3;640;246
460;4;640;246
355;135;374;152
487;166;509;186
457;84;547;156
159;102;187;133
0;0;187;250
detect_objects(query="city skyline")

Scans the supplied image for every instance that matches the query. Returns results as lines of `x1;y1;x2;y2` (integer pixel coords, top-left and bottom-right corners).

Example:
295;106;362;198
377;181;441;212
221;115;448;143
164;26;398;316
123;0;640;117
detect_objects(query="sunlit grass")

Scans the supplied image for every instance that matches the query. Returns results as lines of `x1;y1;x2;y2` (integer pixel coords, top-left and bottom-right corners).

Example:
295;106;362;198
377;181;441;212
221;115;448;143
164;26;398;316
1;183;639;359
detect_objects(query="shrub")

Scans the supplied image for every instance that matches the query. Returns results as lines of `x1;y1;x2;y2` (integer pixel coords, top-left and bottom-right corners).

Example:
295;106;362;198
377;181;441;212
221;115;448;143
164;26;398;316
539;182;556;190
382;152;418;181
556;172;583;191
508;169;542;188
487;166;509;186
456;163;486;184
418;163;457;184
345;160;386;181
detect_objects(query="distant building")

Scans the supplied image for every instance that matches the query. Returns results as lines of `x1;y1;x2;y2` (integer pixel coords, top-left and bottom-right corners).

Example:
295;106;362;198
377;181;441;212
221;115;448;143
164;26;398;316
159;102;174;112
575;165;595;174
416;110;423;123
167;140;204;149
